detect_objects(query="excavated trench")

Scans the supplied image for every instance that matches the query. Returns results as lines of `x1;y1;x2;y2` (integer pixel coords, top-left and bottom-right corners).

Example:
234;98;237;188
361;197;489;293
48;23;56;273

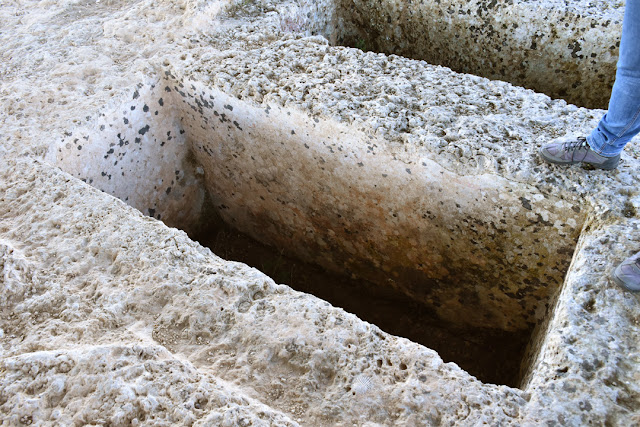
302;0;618;108
197;216;532;386
48;76;586;388
45;0;597;387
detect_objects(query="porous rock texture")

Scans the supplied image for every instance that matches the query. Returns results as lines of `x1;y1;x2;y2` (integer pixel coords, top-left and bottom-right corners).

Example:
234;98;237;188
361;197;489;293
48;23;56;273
1;0;640;425
305;0;624;109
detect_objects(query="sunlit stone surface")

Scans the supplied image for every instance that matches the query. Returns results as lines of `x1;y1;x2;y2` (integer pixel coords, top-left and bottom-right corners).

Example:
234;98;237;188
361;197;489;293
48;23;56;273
1;0;639;425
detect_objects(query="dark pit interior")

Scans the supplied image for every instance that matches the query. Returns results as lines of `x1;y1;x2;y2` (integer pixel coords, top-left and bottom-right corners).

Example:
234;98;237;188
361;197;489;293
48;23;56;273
192;209;539;387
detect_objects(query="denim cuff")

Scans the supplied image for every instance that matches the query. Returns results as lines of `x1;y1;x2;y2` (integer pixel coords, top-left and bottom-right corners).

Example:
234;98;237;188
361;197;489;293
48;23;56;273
587;132;624;158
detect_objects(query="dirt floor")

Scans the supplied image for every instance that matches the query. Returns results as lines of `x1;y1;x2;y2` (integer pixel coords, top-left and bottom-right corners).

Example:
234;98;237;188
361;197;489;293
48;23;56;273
197;223;530;387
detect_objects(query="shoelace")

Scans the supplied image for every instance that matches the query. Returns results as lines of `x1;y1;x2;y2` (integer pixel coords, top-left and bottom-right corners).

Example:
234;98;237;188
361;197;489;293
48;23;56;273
562;137;589;161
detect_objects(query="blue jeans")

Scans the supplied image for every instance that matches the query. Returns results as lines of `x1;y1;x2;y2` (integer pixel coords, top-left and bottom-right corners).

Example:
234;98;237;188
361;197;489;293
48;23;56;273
588;0;640;157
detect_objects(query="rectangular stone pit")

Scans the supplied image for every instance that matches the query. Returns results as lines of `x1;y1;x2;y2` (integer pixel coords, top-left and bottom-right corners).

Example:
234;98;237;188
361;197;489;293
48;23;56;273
48;63;586;387
300;0;623;108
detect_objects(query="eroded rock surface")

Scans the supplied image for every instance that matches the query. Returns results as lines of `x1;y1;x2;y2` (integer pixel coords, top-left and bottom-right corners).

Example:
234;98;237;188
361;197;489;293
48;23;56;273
1;0;640;425
307;0;623;109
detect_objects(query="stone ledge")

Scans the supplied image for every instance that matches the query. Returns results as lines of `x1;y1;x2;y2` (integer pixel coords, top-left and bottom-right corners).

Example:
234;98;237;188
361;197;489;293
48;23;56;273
1;344;298;426
184;16;640;217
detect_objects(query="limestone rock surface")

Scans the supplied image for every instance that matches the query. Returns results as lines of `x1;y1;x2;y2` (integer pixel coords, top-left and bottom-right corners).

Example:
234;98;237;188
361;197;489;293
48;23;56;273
1;0;639;425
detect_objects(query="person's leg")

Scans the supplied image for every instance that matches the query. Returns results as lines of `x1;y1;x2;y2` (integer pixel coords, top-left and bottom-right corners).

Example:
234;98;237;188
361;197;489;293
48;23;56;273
540;1;640;169
587;0;640;156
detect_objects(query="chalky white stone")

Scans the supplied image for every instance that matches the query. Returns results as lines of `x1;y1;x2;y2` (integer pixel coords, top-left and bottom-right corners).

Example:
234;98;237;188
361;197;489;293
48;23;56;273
1;0;639;425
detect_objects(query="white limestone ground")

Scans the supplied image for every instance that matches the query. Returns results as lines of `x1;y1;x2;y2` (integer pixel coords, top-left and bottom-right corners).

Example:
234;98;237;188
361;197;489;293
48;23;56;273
1;0;640;425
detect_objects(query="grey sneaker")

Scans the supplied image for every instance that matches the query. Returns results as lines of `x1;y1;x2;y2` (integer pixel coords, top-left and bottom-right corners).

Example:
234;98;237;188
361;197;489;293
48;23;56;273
612;251;640;292
539;137;620;170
